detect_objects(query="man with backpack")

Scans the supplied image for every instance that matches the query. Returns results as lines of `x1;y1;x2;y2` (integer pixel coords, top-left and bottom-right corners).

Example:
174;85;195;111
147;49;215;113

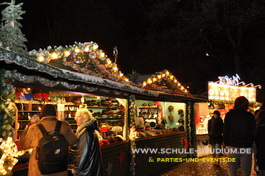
20;104;77;176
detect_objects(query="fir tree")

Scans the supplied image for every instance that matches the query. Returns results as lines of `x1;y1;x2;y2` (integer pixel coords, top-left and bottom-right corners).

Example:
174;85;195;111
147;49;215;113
0;0;28;56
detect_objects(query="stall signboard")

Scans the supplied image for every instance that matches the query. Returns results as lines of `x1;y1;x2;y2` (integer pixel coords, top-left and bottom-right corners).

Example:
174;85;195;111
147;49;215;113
208;82;256;102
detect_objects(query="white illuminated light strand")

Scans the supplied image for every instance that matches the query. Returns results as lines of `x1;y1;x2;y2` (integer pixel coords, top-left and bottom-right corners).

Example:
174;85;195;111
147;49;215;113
208;82;258;102
29;42;131;84
142;70;188;93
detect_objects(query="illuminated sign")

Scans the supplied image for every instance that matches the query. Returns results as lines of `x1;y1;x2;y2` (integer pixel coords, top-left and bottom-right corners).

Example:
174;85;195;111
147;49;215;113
208;82;256;102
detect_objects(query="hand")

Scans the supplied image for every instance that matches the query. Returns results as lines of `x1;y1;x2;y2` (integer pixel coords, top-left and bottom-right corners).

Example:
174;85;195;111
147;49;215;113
30;114;40;124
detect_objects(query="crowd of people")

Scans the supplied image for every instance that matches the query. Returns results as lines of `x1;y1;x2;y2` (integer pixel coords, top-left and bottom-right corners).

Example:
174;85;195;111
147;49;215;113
17;95;265;176
20;104;103;176
208;96;265;176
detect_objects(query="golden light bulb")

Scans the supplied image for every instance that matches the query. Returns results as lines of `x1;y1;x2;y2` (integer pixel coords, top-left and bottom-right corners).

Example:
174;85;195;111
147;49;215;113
147;78;152;84
84;46;90;52
124;78;129;82
113;66;118;71
174;79;177;83
119;72;124;77
143;82;147;87
178;83;181;86
99;51;105;58
92;43;99;50
74;47;80;53
170;75;174;79
165;70;170;75
64;50;71;57
157;75;161;79
152;77;157;82
51;52;59;59
37;54;45;62
162;74;166;77
106;59;112;65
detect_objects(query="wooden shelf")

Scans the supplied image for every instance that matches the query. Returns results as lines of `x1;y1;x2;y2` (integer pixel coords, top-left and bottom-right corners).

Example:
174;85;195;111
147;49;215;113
87;106;124;109
18;111;40;113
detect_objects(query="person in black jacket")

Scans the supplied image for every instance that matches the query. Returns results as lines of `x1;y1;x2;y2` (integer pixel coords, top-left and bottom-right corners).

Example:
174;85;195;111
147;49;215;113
255;110;265;176
208;110;223;166
72;108;103;176
224;96;256;176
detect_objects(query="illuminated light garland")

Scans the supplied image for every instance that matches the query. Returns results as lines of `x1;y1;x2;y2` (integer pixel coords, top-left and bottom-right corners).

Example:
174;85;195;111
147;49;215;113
28;41;131;84
142;69;189;94
0;137;29;175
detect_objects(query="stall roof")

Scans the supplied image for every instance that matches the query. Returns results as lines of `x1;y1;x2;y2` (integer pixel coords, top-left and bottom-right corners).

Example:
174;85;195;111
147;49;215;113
0;48;205;102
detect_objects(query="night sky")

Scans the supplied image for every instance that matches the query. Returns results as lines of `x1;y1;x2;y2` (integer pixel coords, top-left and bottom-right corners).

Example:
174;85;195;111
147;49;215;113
2;0;265;99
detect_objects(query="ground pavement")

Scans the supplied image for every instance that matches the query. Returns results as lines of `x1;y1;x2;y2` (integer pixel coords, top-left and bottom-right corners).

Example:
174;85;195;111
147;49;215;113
160;156;258;176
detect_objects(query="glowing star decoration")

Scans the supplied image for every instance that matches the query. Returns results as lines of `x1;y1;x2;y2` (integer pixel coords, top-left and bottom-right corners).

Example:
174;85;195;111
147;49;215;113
0;137;28;175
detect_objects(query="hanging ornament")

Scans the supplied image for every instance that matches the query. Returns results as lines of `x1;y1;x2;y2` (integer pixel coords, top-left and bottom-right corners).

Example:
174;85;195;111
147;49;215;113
89;52;96;59
73;56;84;64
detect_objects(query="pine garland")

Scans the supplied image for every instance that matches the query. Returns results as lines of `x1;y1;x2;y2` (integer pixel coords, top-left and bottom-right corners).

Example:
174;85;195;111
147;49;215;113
0;69;15;140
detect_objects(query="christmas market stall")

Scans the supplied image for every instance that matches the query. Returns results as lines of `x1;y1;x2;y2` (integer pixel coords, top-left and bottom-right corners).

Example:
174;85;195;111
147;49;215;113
129;70;205;175
0;40;160;176
195;74;261;157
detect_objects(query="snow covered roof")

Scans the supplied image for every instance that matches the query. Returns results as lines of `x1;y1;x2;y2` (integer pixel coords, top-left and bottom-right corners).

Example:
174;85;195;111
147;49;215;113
0;48;204;101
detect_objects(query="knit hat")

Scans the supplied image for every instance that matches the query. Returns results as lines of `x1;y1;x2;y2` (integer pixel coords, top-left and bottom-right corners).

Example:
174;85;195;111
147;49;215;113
41;104;56;117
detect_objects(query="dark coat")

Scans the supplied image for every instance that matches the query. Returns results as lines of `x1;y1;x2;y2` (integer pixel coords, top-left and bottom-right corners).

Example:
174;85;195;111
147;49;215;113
223;109;256;147
255;124;265;170
72;119;103;176
208;116;223;145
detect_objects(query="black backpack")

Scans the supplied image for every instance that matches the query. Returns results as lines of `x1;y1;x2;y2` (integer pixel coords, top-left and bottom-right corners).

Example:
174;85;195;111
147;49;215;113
36;121;69;174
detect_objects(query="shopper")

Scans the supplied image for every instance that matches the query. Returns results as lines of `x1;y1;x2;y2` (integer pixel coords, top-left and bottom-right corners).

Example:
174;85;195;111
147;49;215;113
71;108;103;176
208;110;223;166
254;102;265;117
255;110;265;176
224;96;256;176
20;104;77;176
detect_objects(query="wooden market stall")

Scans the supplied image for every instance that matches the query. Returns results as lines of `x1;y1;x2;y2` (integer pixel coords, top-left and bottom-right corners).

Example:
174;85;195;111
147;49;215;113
0;44;152;176
131;70;205;175
0;43;204;175
195;74;261;157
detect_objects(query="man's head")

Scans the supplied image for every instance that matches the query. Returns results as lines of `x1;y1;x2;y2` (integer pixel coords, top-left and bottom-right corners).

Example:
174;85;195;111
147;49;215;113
41;104;56;118
213;110;220;118
234;96;249;111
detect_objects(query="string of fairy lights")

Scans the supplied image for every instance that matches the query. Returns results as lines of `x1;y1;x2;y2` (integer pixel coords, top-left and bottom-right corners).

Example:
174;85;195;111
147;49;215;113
0;137;29;175
28;41;130;83
142;69;189;93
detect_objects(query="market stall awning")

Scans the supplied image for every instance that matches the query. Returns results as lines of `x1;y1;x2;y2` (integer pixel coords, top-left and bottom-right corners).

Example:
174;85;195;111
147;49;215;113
0;47;204;101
